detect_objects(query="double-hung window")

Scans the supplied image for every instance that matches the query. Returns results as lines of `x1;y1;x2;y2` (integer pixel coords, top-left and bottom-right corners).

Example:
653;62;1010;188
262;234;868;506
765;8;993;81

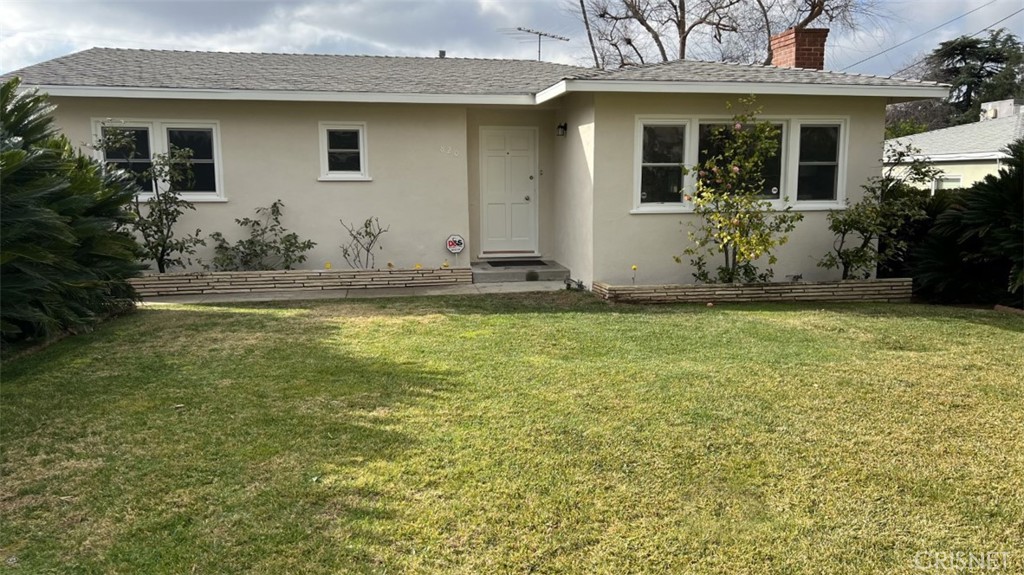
96;119;224;201
638;121;688;204
796;124;841;202
319;122;370;181
100;126;155;193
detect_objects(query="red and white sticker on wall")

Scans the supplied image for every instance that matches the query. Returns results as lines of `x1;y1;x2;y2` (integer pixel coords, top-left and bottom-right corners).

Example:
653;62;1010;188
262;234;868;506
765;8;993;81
446;234;465;254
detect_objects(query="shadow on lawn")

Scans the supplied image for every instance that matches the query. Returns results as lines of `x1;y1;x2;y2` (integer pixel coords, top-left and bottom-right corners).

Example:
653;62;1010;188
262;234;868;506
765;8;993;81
1;304;459;573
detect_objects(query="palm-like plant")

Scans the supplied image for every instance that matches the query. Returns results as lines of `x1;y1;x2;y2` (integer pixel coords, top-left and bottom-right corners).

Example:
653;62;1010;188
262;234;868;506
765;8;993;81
912;138;1023;305
1;78;143;344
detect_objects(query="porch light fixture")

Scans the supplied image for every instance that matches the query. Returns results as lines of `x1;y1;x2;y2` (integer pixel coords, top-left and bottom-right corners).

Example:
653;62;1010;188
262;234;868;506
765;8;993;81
556;123;568;137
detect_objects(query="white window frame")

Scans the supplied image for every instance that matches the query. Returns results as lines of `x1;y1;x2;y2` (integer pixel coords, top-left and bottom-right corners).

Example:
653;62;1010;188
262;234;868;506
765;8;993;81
931;174;962;194
697;118;788;211
631;115;848;214
318;121;371;181
789;118;848;210
634;118;690;209
91;118;226;203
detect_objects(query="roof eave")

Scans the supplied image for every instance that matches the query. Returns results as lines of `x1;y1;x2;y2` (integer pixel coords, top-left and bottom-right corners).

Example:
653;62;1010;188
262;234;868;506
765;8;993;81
536;79;949;103
26;84;538;106
888;151;1010;163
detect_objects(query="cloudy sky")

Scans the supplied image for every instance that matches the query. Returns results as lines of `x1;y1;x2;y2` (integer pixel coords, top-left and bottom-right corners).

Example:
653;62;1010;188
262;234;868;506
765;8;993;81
1;0;1021;77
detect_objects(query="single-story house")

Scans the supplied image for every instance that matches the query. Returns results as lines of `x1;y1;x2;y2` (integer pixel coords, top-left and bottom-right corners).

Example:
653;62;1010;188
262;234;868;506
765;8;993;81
887;99;1023;193
4;29;947;286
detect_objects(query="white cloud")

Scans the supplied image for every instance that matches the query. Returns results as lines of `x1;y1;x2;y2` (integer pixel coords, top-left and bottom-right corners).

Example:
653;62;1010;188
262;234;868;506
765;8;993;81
1;0;1020;75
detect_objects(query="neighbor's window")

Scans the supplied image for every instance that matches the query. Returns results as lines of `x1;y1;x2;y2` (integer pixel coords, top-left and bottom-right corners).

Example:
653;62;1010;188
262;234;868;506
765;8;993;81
97;120;224;201
319;122;369;181
639;122;687;203
100;126;154;192
797;124;841;201
932;175;962;192
698;122;783;198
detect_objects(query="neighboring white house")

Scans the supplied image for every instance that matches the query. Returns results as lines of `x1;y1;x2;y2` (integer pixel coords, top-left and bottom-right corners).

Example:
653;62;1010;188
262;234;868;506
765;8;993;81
887;99;1024;193
3;29;947;286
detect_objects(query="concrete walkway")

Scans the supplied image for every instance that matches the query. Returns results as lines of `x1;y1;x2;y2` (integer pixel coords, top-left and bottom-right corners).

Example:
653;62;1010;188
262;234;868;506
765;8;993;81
139;280;570;305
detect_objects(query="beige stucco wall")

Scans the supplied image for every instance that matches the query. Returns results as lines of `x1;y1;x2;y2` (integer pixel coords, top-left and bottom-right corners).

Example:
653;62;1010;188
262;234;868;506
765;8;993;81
589;93;888;285
910;159;1003;190
51;97;471;271
48;92;890;285
550;93;596;285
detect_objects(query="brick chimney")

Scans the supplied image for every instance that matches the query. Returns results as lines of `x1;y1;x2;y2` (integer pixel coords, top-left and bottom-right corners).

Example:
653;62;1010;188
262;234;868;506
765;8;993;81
769;28;829;70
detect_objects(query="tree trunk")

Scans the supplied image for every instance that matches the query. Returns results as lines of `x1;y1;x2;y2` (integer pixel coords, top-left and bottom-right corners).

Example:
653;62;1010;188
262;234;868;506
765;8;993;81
580;0;602;68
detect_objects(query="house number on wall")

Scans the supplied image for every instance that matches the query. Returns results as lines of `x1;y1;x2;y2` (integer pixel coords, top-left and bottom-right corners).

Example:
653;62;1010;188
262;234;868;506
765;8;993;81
439;144;461;157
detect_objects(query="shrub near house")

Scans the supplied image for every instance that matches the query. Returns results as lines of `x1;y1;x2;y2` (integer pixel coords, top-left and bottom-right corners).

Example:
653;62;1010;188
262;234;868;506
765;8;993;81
1;79;143;345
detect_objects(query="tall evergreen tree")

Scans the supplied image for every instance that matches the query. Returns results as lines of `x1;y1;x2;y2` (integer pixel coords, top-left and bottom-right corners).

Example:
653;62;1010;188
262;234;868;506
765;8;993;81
923;29;1024;124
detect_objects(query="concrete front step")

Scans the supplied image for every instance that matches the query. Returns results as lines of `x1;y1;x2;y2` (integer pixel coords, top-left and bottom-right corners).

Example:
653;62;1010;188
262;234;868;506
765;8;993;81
471;260;570;283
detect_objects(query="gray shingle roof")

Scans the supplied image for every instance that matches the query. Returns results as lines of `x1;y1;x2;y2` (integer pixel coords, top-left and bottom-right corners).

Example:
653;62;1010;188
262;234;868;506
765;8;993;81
3;48;587;95
888;115;1024;157
3;47;945;97
576;58;945;89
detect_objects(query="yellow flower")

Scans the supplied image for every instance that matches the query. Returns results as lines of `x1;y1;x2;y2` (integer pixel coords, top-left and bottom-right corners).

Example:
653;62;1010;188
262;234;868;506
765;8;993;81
441;260;450;269
415;263;422;269
631;265;637;271
324;261;332;270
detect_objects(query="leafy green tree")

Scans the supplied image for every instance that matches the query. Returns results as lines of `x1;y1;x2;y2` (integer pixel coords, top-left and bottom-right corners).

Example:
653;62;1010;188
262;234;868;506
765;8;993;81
818;144;938;279
924;28;1023;124
676;98;804;283
207;200;316;271
886;29;1023;133
1;78;143;344
95;127;205;273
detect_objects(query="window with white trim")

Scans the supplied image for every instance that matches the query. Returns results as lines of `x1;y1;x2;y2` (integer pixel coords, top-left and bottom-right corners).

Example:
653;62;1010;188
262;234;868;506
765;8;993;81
319;122;369;181
698;122;784;198
100;125;154;193
632;116;846;212
796;124;841;201
639;122;687;203
932;175;962;192
96;119;224;201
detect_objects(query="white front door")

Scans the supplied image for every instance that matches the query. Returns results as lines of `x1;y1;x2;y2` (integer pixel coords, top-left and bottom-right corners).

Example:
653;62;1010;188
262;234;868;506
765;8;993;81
479;127;538;256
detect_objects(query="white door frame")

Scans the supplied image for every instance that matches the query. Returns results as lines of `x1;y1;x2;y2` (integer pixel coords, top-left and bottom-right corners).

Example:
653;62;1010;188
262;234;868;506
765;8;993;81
478;126;540;258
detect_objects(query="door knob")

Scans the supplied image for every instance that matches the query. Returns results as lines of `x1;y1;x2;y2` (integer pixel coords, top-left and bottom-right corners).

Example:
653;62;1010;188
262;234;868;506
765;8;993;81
525;195;531;201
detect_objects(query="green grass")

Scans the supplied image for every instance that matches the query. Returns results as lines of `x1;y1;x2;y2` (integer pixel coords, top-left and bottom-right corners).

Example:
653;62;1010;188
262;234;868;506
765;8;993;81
2;293;1022;574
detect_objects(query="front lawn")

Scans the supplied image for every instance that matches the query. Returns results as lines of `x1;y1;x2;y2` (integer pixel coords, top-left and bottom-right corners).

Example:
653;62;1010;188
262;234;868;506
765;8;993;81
2;293;1022;574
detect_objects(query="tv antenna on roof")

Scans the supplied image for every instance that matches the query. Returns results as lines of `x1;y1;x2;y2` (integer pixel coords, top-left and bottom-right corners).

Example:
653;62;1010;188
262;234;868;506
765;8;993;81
503;27;569;61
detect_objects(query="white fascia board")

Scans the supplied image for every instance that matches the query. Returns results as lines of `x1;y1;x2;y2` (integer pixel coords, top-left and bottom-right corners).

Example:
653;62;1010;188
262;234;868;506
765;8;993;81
889;151;1009;163
29;85;536;106
550;79;949;100
535;81;568;104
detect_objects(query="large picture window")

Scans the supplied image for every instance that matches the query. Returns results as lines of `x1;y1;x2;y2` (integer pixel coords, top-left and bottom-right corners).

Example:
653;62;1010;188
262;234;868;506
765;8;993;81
96;119;224;201
632;115;846;212
698;123;784;198
319;122;370;181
